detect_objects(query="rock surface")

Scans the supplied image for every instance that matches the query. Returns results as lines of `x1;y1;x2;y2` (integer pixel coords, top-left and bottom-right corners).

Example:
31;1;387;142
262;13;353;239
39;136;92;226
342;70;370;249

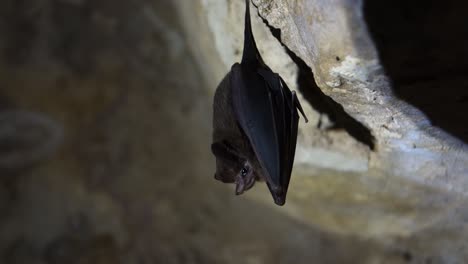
0;0;467;263
191;0;468;262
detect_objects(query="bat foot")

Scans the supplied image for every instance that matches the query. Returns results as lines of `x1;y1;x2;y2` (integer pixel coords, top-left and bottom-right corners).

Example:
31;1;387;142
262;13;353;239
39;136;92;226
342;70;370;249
292;91;308;123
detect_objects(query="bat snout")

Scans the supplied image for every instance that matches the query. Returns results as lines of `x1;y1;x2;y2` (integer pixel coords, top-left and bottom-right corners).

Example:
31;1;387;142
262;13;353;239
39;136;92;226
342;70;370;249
235;181;245;195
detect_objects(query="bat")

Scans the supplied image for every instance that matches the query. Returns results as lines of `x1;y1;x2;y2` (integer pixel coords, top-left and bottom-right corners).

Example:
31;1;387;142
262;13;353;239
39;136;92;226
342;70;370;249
211;0;308;205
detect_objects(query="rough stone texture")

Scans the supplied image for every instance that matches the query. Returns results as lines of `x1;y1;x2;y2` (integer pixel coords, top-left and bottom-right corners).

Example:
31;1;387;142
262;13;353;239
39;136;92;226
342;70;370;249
181;0;468;262
219;0;468;190
0;0;467;263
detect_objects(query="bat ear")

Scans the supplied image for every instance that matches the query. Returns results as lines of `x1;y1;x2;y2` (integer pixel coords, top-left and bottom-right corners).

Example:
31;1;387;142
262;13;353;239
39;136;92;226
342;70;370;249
211;141;225;157
214;172;234;183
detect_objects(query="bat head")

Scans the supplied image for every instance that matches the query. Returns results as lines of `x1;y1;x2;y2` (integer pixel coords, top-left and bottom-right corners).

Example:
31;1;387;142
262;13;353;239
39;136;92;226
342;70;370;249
211;140;259;195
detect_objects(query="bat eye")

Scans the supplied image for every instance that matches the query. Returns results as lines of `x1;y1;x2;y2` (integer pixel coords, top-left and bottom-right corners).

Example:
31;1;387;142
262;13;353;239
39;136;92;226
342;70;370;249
241;167;249;177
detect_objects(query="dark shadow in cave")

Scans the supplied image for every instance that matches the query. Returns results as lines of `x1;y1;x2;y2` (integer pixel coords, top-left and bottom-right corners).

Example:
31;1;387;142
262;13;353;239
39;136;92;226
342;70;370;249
363;0;468;143
253;6;375;150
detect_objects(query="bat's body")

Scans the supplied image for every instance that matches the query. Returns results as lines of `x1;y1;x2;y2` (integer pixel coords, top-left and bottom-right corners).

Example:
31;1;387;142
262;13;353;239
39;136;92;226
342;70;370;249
211;0;307;205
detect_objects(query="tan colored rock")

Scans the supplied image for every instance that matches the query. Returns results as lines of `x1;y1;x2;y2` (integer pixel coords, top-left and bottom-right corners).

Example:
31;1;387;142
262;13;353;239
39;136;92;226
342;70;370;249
179;0;468;262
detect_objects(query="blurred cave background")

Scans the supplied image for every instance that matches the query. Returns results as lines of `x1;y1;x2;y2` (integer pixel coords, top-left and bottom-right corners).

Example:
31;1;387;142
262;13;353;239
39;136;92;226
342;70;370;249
0;0;467;263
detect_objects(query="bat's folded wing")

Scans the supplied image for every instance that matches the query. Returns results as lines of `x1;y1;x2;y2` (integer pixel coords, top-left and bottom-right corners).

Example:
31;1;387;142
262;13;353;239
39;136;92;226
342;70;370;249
230;64;281;198
258;68;299;205
231;63;298;205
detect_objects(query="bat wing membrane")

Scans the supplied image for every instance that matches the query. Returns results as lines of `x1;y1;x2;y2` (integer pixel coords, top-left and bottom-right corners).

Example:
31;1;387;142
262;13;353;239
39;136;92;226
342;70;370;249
257;68;299;204
279;77;300;196
230;64;281;196
231;61;299;205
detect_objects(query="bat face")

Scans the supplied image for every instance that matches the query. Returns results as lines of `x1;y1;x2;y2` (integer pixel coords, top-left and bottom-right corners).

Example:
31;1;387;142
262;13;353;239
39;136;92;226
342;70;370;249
211;140;258;195
210;0;307;206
